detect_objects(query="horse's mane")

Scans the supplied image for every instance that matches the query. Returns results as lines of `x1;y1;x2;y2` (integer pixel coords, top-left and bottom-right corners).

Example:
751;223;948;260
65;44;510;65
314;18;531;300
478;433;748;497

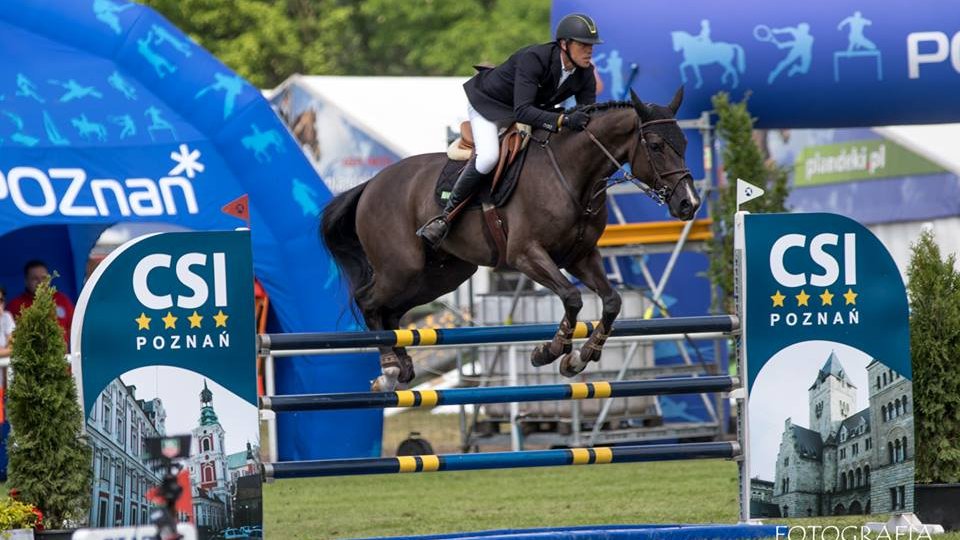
564;100;634;115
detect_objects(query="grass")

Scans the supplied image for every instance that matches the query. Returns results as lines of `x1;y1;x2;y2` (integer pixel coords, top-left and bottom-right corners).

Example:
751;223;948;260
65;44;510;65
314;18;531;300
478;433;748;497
263;411;960;539
263;458;743;538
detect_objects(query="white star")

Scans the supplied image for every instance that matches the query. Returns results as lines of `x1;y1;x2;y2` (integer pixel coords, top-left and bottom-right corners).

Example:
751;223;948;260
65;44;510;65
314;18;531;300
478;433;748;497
168;144;205;179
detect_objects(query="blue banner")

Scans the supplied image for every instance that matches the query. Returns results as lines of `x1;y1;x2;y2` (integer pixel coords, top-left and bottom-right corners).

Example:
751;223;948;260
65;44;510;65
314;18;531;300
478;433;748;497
741;212;910;389
74;230;256;414
554;0;960;127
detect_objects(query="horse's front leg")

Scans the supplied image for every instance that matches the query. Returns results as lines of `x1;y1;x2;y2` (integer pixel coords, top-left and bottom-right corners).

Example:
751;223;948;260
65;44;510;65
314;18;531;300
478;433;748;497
692;64;704;88
509;244;583;371
562;249;622;377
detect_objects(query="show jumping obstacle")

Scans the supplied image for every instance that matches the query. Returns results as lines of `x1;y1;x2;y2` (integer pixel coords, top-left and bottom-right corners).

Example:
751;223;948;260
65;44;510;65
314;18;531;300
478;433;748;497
256;313;751;523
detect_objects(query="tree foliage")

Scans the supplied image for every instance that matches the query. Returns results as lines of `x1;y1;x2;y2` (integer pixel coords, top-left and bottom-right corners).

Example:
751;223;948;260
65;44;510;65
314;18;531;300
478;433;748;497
705;92;790;316
907;228;960;483
142;0;551;87
7;279;91;528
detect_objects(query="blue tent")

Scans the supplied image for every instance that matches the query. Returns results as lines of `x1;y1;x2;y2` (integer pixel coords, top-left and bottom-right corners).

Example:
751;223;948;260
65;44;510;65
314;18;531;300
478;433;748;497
0;0;379;462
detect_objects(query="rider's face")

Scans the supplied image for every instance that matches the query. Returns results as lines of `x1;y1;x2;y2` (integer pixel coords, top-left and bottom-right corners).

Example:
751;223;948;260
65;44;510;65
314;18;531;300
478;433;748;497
564;40;594;69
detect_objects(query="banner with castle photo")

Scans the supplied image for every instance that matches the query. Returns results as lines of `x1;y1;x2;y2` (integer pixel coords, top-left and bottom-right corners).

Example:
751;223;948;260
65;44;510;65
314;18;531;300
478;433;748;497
71;230;262;540
739;212;913;519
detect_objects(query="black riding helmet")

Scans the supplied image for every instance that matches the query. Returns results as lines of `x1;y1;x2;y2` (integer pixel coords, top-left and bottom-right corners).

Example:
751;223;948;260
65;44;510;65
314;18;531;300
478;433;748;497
555;13;603;44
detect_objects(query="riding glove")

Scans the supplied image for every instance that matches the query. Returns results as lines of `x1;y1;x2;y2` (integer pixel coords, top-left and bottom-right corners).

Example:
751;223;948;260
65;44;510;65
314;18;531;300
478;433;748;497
562;110;591;131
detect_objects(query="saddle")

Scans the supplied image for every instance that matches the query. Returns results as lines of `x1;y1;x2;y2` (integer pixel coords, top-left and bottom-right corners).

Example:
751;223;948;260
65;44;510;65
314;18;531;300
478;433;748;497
434;122;532;268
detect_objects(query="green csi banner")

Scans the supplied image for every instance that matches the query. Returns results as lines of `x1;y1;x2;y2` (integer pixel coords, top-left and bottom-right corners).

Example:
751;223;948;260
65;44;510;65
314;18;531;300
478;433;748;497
741;212;910;390
795;139;946;186
71;231;256;416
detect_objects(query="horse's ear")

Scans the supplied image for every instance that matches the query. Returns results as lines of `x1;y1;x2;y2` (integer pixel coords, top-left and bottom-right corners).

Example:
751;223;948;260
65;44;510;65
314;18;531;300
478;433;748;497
668;85;684;115
629;89;649;118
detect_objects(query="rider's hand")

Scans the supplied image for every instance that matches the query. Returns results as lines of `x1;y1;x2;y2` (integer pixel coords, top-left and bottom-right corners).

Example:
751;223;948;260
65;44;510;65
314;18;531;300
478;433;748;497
562;110;590;131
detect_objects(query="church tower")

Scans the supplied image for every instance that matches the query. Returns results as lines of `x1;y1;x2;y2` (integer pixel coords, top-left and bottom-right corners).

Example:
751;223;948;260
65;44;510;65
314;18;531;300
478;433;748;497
808;351;857;441
189;380;232;518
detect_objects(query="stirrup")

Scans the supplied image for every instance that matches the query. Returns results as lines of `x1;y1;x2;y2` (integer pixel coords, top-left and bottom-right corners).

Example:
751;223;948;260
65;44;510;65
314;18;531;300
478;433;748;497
416;216;450;248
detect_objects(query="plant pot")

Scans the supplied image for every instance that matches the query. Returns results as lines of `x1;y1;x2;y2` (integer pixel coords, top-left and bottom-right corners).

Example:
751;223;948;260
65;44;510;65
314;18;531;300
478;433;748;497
35;530;73;540
915;483;960;531
1;529;34;540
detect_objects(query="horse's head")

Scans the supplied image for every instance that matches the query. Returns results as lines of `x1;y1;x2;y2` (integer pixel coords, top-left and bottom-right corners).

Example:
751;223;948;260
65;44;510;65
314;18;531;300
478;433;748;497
670;31;687;53
629;86;700;220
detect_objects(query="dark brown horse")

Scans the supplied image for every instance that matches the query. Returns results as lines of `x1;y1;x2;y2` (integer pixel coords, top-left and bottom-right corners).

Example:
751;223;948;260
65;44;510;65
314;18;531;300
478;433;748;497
321;88;699;391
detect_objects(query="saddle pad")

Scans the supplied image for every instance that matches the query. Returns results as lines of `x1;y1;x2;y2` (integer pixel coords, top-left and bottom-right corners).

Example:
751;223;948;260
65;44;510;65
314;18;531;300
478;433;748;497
433;147;529;210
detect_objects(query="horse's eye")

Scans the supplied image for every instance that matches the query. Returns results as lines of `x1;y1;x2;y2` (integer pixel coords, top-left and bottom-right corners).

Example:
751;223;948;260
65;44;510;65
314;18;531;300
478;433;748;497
649;141;663;151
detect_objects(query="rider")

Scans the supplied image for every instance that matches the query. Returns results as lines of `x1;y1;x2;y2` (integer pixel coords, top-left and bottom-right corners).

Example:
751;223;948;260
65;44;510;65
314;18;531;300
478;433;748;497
417;13;603;248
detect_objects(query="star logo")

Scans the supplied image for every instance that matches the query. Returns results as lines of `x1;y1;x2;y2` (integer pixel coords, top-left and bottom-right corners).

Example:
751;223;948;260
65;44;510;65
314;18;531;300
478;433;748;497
135;312;151;330
162;312;178;329
795;290;810;307
819;289;834;306
213;310;229;328
168;144;205;179
843;288;858;305
771;290;786;307
188;311;204;329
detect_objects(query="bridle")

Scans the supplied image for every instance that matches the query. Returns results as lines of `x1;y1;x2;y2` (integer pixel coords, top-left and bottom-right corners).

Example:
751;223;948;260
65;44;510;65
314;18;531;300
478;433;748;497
534;110;693;245
537;112;693;220
586;116;693;207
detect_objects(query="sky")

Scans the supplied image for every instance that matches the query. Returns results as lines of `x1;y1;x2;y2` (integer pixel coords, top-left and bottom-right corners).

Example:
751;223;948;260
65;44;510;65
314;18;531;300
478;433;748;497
115;365;259;456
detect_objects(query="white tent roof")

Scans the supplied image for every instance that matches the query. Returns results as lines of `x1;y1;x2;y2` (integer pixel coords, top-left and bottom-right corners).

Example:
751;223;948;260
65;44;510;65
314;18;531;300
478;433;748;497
875;124;960;176
286;75;471;157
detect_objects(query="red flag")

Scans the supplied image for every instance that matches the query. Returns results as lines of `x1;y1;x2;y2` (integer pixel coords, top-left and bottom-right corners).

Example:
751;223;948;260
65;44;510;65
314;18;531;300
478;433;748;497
222;194;250;225
176;469;194;520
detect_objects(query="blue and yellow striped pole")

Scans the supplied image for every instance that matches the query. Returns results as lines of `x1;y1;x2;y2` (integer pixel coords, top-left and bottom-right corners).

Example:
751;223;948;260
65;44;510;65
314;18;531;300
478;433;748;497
262;441;739;479
258;315;739;353
260;376;738;412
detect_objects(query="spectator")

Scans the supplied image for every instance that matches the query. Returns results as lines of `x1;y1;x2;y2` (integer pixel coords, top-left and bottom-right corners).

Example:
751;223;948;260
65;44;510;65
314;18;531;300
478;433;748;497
7;260;75;347
0;287;14;359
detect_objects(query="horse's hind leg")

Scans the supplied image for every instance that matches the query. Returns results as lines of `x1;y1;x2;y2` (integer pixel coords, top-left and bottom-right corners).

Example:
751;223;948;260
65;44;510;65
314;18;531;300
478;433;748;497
561;249;622;377
381;309;416;385
509;244;583;371
357;269;421;392
384;258;479;386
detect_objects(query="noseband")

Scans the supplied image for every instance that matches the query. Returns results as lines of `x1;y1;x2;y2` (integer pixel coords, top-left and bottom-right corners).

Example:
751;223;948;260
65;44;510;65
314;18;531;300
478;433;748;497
586;117;693;206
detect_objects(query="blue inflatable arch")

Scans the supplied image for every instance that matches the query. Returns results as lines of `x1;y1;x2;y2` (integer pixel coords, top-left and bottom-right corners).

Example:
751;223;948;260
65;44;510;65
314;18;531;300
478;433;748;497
0;0;379;460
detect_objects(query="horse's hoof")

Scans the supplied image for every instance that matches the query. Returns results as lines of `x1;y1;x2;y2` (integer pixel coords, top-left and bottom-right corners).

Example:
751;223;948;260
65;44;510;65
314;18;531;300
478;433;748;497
580;346;603;364
530;343;557;367
371;367;400;392
559;350;585;378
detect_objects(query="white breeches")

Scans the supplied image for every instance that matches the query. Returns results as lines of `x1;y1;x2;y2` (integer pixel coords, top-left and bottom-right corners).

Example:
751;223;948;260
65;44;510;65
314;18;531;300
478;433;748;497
467;102;500;174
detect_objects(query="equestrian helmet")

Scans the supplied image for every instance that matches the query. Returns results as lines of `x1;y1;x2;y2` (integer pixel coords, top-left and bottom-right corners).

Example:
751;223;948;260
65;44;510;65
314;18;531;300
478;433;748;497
555;13;603;44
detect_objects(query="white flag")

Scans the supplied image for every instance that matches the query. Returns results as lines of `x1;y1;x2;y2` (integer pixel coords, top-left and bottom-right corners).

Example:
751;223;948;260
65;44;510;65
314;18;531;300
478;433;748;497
736;178;765;208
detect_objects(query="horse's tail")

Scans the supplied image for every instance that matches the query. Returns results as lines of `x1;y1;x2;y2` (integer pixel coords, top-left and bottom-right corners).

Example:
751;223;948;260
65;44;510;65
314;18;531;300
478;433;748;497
320;182;371;317
733;44;746;73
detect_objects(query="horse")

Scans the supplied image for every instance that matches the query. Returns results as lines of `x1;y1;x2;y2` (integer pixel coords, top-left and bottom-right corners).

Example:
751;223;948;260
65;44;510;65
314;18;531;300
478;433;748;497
321;88;699;392
671;31;745;89
242;124;286;163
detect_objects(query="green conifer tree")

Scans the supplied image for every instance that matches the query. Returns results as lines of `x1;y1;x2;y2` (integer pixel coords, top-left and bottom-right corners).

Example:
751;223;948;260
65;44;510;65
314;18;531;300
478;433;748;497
907;228;960;483
7;278;91;528
706;92;790;316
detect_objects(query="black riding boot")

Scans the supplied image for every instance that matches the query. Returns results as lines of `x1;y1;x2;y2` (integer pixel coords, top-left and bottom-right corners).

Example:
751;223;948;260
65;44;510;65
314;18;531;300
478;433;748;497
417;159;488;248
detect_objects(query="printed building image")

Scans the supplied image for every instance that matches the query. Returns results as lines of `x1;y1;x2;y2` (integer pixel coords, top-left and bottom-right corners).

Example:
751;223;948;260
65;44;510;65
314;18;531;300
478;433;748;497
86;379;165;527
188;381;261;538
87;377;262;536
753;352;913;517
